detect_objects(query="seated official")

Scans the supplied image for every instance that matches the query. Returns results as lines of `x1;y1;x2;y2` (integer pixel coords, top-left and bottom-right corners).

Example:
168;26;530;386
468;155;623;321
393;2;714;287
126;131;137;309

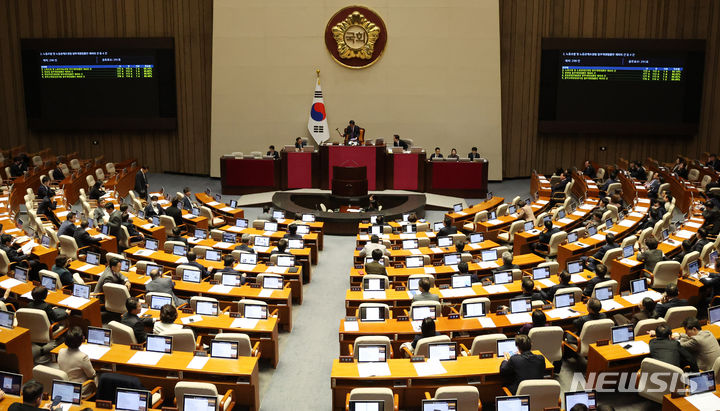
364;249;387;276
629;161;647;181
637;238;664;275
701;201;720;236
37;176;56;199
499;334;546;394
600;172;618;194
154;304;183;334
551;171;571;195
234;234;255;253
94;257;131;294
649;324;698;371
144;195;166;218
73;220;101;249
468;147;481;160
7;380;62;411
541;270;572;301
270;239;292;256
165;197;184;228
519;278;545;301
37;196;60;228
52;255;75;287
519;310;549;335
28;286;69;323
653;283;688;319
437;216;457;237
493;252;520;274
283;224;302;240
566;298;605;344
515;199;535;222
582;160;596;179
89;180;106;201
457;261;479;283
677;317;720;370
212;255;247;284
392;134;409;150
447;148;459;160
121;297;154;344
181;187;194;210
185;252;209;279
586;233;617;271
167;227;188;245
410;317;440;350
359;234;390;258
145;268;187;307
672;240;694;263
692;228;710;253
58;326;97;397
258;205;272;221
57;211;77;238
583;263;608;297
532;220;559;254
294;137;307;149
9;156;27;178
344;120;360;144
266;145;280;160
412;278;439;303
615;296;656;326
429;147;443;160
0;234;27;263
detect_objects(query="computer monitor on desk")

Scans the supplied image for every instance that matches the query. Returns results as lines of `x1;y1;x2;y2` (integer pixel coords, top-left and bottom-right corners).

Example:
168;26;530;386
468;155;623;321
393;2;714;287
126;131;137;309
496;395;530;411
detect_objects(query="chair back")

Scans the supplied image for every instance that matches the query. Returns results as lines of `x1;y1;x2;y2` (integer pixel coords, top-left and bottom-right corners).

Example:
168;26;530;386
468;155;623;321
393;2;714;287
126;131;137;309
161;329;196;352
496;204;509;217
414;335;451;357
108;320;137;345
410;301;442;319
0;250;11;275
460;297;490;318
547;232;567;256
352;336;392;360
146;292;175;308
408;274;435;288
577;319;614;356
634;318;666;337
637;358;684;403
516;379;562;411
590;280;618;299
237;299;268;316
44;228;59;248
538;261;559;275
252;219;267;229
713;356;720;377
637;227;653;248
621;235;637;249
700;242;715;267
505;220;524;243
174;382;220;411
103;283;131;314
105;162;116;175
529;326;564;362
473;210;488;224
469;333;506;355
159;215;177;237
73;273;85;284
680;251;700;274
651;261;681;289
16;308;53;343
164;240;186;254
59;235;80;259
434;386;480;411
553;287;583;306
664;306;697;329
215;333;253;356
192;245;211;259
39;269;62;290
348;388;394;411
86;175;96;190
601;248;623;266
357;303;390;320
33;365;69;392
701;174;712;189
95;168;105;182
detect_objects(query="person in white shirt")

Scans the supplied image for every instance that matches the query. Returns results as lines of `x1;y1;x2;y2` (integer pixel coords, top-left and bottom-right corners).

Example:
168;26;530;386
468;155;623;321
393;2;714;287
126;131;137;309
359;234;390;258
153;304;184;334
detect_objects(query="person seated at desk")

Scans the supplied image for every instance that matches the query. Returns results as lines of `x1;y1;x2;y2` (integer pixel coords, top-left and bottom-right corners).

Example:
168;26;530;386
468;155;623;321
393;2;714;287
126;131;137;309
519;310;548;335
467;147;481;160
629;161;647;181
294;137;307;149
673;160;689;180
642;199;664;230
672;240;693;264
410;317;439;351
154;304;183;334
701;201;720;236
541;270;572;301
413;278;439;303
364;249;387;276
94;257;131;294
271;239;292;256
121;211;144;244
73;220;101;250
677;317;720;371
493;252;519;274
551;171;571;196
609;193;625;210
165;197;184;228
283;224;302;240
57;211;77;238
89;180;106;201
645;172;661;199
692;228;711;253
52;255;75;287
392;134;408;150
582;160;596;179
52;157;66;181
532;220;559;254
653;284;688;319
615;296;657;327
7;380;62;411
37;196;60;228
359;234;390;258
582;264;608;297
637;238;664;275
212;255;247;284
58;326;97;398
446;148;459;160
586;233;617;271
0;234;27;263
648;324;698;371
167;227;187;245
515;199;535;222
121;297;154;344
266;145;280;160
234;234;255;254
37;176;55;200
593;198;610;217
144;195;166;219
145;268;186;307
520;278;545;302
258;205;272;221
28;286;69;323
9;156;27;178
185;252;209;279
429;147;443;160
457;261;479;283
566;298;605;344
177;187;193;210
499;334;546;394
600;171;617;194
343;121;360;144
437;216;457;237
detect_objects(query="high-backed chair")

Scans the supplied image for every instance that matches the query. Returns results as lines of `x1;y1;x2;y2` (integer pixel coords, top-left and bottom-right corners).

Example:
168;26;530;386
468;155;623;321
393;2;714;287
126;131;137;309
712;356;720;377
634;318;666;337
537;261;559;275
103;283;131;315
540;232;567;259
497;220;524;245
38;269;62;290
108;320;137;344
427;386;481;411
563;319;614;357
189;296;219;312
346;388;397;411
529;326;564;363
637;358;684;403
0;250;13;275
350;336;393;360
664;306;697;329
412;335;451;357
408;274;435;289
463;211;488;232
215;333;259;358
467;333;506;356
164;240;186;254
496;204;509;217
460;297;491;318
174;382;234;411
409;301;442;320
33;365;95;398
356;303;391;320
680;251;700;275
200;206;225;228
59;235;85;259
621;235;637;249
700;242;716;267
513;380;562;411
647;261;681;289
16;308;68;352
146;292;175;308
590;280;618;299
161;329;200;352
553;287;583;306
159;215;178;237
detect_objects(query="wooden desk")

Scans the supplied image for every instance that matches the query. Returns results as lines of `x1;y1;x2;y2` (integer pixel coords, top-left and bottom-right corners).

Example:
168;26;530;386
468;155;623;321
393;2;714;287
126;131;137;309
0;326;33;381
330;354;553;409
195;192;245;221
0;397;163;411
51;342;260;411
445;196;504;229
352;240;501;265
662;386;720;411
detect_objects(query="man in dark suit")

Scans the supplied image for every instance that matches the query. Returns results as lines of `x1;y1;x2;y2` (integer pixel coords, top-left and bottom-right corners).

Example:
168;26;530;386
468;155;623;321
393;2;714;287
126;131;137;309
649;324;698;371
89;181;106;201
344;120;360;143
566;298;606;343
520;278;545;301
551;171;571;195
211;255;246;284
0;234;27;263
266;145;280;160
701;202;720;236
73;220;101;249
499;334;546;394
541;270;573;301
57;212;76;238
167;227;187;245
364;249;387;276
637;237;664;274
121;297;154;343
582;160;595;179
9;157;26;177
492;252;520;274
653;284;688;319
629;161;647;181
108;205;125;238
438;217;458;237
706;154;720;171
583;264;608;297
134;166;149;200
234;234;255;254
37;176;55;199
145;268;186;306
429;147;443;160
692;228;710;253
393;134;409;150
185;252;209;279
533;220;559;254
181;187;194;210
585;233;617;271
165;197;184;228
37;196;61;228
600;172;618;193
467;147;481;160
144;196;165;219
270;239;292;256
282;224;302;240
28;286;69;323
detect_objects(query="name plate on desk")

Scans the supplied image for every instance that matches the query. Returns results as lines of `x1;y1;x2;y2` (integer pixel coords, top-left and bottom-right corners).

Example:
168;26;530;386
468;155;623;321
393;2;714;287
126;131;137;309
339;356;354;363
448;314;460;319
596;339;609;346
479;352;493;359
250;283;261;288
397;316;409;322
229;312;242;318
350;286;361;292
181;307;194;314
193;350;208;357
410;356;425;362
96;400;113;409
130;344;144;351
395;286;406;291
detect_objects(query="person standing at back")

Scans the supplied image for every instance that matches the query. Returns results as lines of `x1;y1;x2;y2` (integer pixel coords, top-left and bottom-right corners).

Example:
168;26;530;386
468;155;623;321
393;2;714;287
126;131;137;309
134;165;149;200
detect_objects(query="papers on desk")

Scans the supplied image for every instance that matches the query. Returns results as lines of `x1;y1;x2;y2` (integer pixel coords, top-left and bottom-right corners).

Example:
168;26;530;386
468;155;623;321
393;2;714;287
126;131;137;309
601;300;624;311
208;284;233;294
590;234;606;241
623;340;650;355
622;290;663;305
431;247;443;253
618;219;635;227
186;356;210;370
254;246;269;253
357;362;391;377
128;351;164;366
266;266;287;274
628;212;644;218
21;241;37;255
558;218;574;224
685;221;702;229
572;211;585;217
411;321;422;332
439;288;475;298
478;317;496;328
426;232;436;237
5;228;21;234
187;237;201;245
141;223;155;230
407;290;419;299
363;291;386;300
456;211;467;216
262;231;275;236
358;235;370;241
449;265;459;272
526;229;540;235
0;278;23;289
181;315;203;325
59;296;89;309
685;392;720;410
570;274;587;283
220;206;234;212
579;204;594;210
467;242;481;250
575;242;589;248
134;249;154;257
207;201;220;206
56;210;70;218
483;285;509;294
343;320;359;332
79;344;110;360
538;279;556;287
231;318;258;329
21;291;33;300
175;257;188;265
507;313;533;324
675;230;695;239
424;266;436;274
235;263;257;272
399;234;414;239
620;258;641;266
226;226;243;233
413;359;447;376
634;206;649;213
409;249;422;255
215;242;234;248
546;307;576;319
537;199;549;205
478;261;499;269
258;289;274;298
487;219;503;225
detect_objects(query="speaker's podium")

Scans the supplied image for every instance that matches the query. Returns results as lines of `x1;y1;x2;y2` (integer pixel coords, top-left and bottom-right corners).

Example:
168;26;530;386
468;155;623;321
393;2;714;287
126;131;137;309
331;166;368;198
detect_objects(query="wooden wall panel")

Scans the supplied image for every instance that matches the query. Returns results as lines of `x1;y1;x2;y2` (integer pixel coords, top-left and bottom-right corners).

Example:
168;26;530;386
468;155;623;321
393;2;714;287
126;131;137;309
500;0;720;178
0;0;212;175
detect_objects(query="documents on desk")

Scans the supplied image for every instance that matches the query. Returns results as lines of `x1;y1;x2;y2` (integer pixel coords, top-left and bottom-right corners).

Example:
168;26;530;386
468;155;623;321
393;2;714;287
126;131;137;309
266;266;287;274
207;201;220;206
357;362;391;377
77;263;96;271
449;265;459;272
590;234;606;241
675;230;695;239
414;359;447;376
343;320;359;332
235;263;257;272
601;300;623;311
424;266;436;274
439;288;475;298
478;317;496;328
431;247;443;253
409;249;422;255
538;279;556;287
572;211;585;217
620;258;641;266
186;356;210;370
0;278;23;289
220;206;234;212
483;285;509;294
181;315;203;325
209;284;233;294
128;351;164;366
399;234;414;240
175;257;188;264
546;307;576;320
507;313;533;324
231;318;259;329
558;218;574;224
487;219;503;225
618;219;635;227
628;212;644;218
134;249;154;257
59;296;89;309
21;241;37;255
141;223;155;230
622;290;663;305
686;392;720;410
363;291;386;300
478;261;500;269
570;274;587;283
579;204;594;210
258;289;274;298
623;341;650;355
79;344;110;360
215;241;234;248
254;246;269;253
685;221;702;229
537;199;549;205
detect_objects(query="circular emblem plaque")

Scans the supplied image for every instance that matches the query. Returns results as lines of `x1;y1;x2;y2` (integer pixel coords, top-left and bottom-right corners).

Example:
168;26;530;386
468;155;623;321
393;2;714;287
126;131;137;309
324;6;387;69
